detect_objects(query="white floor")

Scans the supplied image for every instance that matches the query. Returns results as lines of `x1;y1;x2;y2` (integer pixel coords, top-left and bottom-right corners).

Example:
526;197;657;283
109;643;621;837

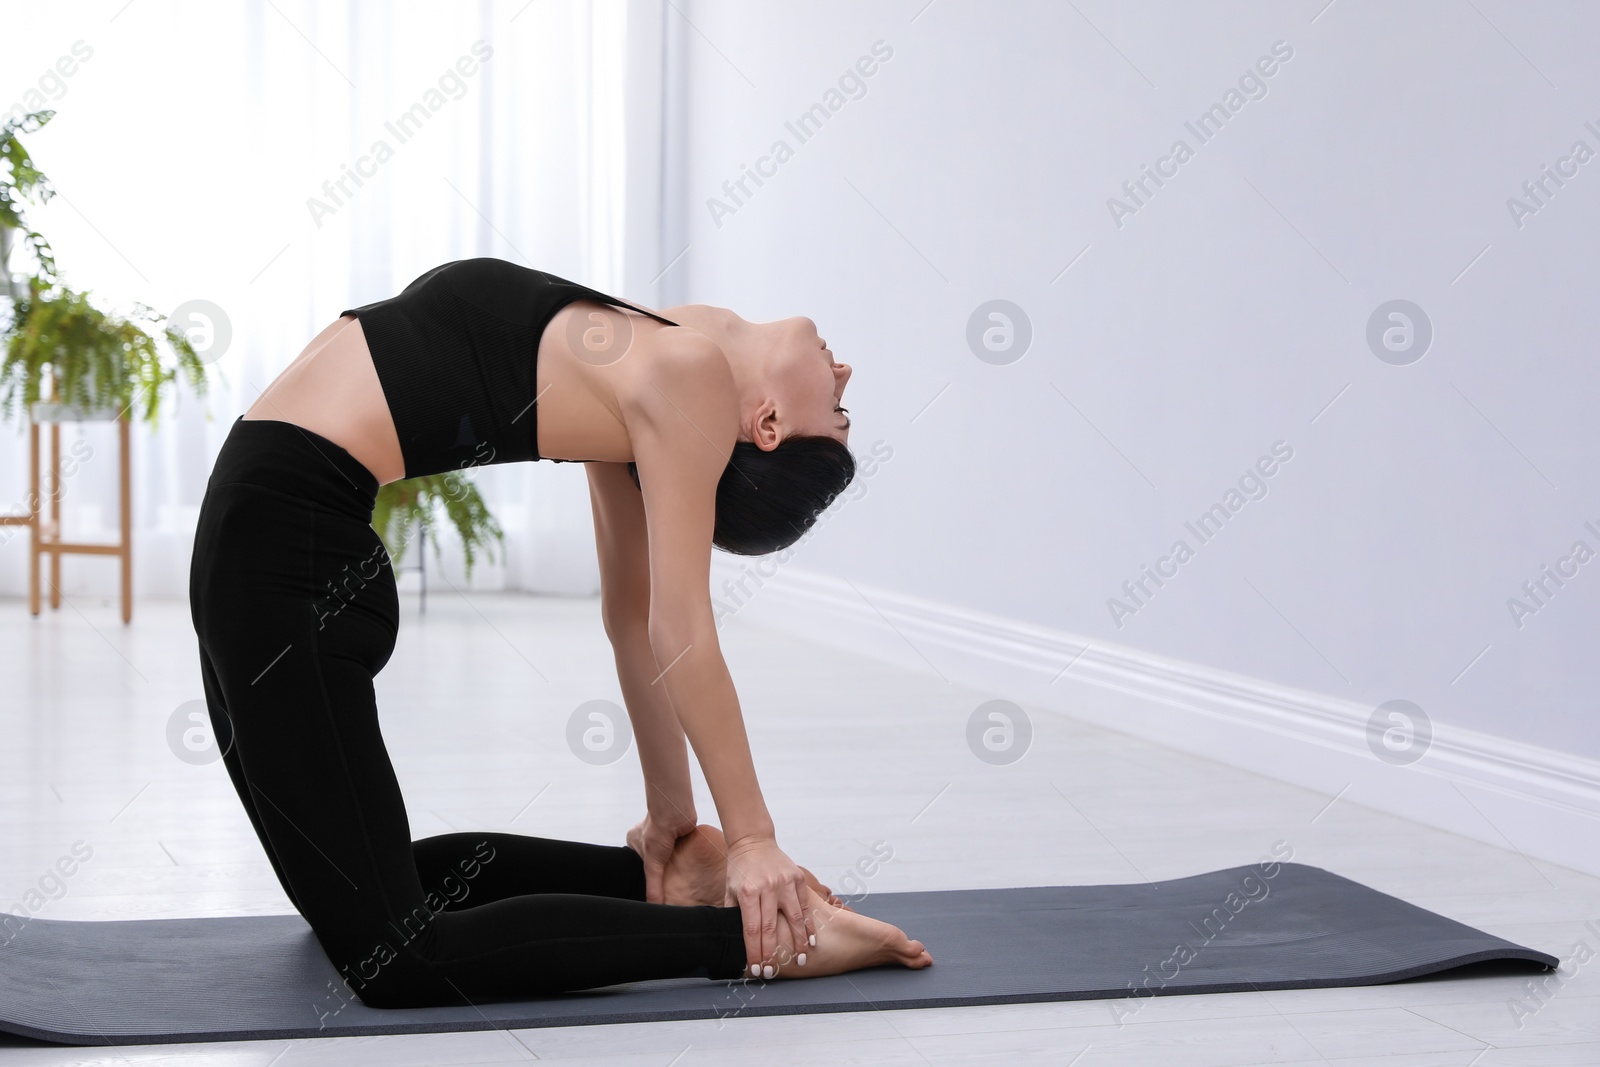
0;588;1595;1065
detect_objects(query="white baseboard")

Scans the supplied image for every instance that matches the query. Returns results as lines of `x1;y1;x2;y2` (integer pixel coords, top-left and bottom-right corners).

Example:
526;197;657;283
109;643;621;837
711;558;1600;879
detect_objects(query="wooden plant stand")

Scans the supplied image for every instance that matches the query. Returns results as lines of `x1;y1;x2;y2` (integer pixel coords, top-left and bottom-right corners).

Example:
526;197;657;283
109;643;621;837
0;377;133;622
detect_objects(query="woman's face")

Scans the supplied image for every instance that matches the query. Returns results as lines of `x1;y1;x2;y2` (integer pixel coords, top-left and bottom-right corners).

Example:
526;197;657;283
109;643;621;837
755;314;852;448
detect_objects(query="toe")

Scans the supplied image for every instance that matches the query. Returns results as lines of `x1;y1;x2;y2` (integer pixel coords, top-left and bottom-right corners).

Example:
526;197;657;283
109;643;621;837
900;940;932;966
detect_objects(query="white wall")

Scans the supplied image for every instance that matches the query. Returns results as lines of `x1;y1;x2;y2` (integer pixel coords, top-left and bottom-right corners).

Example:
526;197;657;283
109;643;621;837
661;0;1600;766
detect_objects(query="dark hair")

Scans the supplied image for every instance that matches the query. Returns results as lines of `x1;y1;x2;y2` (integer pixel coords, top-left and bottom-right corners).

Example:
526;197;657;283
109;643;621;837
628;435;857;555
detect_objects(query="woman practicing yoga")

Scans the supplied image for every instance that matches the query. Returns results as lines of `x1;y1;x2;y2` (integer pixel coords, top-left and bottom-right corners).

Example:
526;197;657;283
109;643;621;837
187;257;931;1008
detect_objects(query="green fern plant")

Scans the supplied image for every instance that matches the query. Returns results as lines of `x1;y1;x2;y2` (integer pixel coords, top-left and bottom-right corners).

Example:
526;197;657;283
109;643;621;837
0;109;58;291
0;274;207;424
373;471;505;580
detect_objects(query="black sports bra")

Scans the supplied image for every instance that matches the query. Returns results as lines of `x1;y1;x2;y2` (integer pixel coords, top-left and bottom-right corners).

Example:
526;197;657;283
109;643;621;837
339;257;680;480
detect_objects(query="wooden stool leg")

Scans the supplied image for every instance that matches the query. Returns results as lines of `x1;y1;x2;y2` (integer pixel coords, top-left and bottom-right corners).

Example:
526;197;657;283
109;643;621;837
49;420;60;610
28;418;40;617
120;415;132;624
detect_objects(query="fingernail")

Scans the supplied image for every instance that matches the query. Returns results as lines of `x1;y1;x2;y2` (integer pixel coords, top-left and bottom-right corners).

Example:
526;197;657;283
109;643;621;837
808;933;816;947
749;963;760;977
762;964;774;979
798;952;807;966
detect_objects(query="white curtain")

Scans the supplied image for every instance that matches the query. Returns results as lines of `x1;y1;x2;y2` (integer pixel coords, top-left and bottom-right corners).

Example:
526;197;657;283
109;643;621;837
0;0;668;603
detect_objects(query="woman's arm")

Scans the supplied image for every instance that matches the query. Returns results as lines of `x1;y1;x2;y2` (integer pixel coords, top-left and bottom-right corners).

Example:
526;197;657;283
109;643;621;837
625;332;813;974
586;461;699;896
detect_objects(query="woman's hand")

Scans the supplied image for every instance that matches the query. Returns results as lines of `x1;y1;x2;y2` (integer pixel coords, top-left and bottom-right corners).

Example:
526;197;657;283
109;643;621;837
724;834;815;977
627;810;697;904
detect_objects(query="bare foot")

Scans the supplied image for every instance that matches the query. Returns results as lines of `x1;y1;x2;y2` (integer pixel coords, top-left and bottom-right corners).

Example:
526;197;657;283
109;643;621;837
660;825;726;907
662;824;849;909
765;886;932;978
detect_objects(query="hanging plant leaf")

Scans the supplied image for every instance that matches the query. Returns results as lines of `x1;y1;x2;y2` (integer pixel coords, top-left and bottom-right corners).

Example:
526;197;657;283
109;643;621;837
373;469;504;581
0;109;59;285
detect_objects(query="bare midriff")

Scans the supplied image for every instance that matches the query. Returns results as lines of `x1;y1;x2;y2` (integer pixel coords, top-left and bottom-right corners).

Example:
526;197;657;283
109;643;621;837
241;315;408;486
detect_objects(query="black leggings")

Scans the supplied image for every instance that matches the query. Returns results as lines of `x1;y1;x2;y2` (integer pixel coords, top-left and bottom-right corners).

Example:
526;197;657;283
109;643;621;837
188;416;745;1008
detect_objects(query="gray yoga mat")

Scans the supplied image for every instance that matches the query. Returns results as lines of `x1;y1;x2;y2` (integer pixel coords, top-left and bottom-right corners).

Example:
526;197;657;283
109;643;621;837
0;862;1557;1045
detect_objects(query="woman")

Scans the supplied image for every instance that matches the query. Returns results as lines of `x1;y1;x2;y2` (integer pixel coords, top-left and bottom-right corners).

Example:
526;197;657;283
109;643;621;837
187;257;931;1008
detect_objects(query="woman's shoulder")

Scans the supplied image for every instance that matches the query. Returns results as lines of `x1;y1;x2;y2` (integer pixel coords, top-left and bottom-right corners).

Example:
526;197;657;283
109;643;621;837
619;326;735;421
636;326;729;391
